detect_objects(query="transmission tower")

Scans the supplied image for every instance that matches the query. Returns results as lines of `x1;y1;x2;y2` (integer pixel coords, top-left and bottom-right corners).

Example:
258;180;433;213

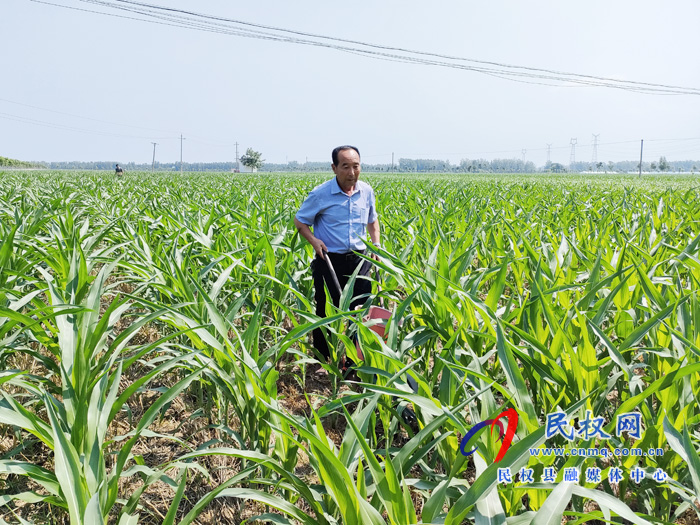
521;149;527;163
546;143;552;164
591;134;600;169
235;142;240;172
180;134;186;174
569;138;577;169
151;142;158;172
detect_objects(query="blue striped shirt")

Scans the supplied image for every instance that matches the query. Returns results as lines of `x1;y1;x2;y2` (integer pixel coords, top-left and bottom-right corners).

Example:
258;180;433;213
295;177;378;253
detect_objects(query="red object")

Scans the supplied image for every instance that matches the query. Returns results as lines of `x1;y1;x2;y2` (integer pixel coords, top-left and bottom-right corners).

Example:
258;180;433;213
367;306;392;337
355;305;392;360
491;408;519;462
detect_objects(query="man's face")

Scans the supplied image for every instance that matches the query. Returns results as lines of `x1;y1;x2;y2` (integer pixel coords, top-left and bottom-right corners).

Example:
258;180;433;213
332;149;361;191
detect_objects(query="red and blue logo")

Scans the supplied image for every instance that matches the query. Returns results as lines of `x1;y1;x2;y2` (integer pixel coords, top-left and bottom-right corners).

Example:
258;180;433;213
459;408;518;463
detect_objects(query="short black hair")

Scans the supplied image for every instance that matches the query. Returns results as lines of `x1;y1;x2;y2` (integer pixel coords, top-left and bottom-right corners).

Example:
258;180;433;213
331;145;360;166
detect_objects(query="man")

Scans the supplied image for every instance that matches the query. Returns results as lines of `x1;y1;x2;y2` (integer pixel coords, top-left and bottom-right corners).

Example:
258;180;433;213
294;145;381;370
115;164;124;177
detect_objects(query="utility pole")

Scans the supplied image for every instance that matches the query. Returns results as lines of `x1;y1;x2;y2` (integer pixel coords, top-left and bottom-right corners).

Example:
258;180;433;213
151;142;158;172
391;152;394;173
521;149;527;163
592;134;600;169
569;138;577;171
180;134;183;173
235;142;239;172
639;139;644;178
546;143;552;164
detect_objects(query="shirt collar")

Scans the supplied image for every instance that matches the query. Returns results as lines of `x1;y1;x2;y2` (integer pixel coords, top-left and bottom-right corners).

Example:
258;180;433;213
331;177;361;196
331;177;343;194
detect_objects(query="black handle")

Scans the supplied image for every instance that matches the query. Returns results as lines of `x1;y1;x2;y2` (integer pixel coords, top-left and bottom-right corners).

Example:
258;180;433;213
322;249;344;296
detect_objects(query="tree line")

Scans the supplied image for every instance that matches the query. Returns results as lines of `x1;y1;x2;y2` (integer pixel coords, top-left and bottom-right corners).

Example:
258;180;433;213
0;156;36;168
6;155;699;173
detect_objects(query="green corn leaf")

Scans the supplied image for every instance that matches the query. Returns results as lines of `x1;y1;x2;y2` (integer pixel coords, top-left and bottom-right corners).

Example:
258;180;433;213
496;320;537;426
83;491;105;525
216;488;316;524
618;295;690;352
473;452;506;525
485;257;509;312
523;483;653;525
530;482;574;525
663;417;700;498
162;469;188;525
339;402;408;525
177;466;258;525
45;396;87;525
0;460;61;496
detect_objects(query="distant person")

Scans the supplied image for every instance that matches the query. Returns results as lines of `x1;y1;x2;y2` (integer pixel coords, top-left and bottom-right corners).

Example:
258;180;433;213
115;164;124;177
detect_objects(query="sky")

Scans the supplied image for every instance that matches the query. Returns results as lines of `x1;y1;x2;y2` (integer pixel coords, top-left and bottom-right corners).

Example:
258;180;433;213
2;0;700;167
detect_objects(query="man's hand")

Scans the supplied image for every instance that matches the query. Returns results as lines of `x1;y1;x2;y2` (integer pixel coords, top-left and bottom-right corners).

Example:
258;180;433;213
294;217;328;259
368;220;381;261
312;238;328;259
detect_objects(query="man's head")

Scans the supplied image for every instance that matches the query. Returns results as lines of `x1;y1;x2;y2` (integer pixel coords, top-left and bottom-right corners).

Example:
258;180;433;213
331;145;360;166
332;145;361;193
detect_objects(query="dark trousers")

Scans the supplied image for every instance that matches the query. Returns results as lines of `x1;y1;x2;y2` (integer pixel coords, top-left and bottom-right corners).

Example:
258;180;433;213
312;251;372;359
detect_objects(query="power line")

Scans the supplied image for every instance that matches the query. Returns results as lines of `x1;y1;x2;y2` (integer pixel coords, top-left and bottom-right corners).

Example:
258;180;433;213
108;0;700;94
29;0;700;96
5;90;698;161
0;111;172;140
0;96;174;134
0;98;238;146
396;136;700;160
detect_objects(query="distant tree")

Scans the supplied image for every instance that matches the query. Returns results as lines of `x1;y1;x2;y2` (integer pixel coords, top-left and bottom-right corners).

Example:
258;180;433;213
0;156;34;168
399;158;416;172
650;162;657;171
550;162;566;173
240;148;264;172
658;156;669;172
608;161;615;172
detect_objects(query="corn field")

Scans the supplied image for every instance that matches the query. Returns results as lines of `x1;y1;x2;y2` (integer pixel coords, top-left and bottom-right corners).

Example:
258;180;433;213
1;170;700;524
